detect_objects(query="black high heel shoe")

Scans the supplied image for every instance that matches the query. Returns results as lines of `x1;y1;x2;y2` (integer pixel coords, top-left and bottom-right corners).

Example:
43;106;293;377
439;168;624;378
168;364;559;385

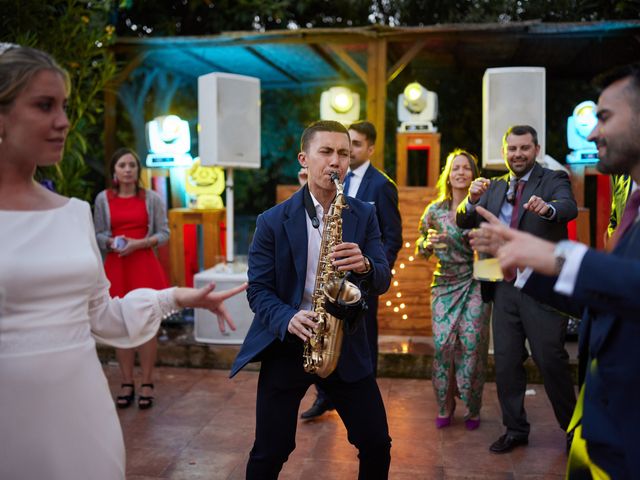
116;383;135;409
138;383;155;410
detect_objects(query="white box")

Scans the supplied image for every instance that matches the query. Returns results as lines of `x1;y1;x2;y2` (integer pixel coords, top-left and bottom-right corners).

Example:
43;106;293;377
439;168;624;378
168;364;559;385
482;67;546;169
193;260;252;345
198;72;261;169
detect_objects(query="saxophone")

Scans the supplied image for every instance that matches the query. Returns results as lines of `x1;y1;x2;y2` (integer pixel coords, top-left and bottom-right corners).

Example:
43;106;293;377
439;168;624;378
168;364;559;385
303;172;363;378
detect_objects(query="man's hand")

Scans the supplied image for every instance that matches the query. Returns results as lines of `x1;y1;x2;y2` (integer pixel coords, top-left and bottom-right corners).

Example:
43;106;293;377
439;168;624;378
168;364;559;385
287;310;318;341
524;195;552;218
468;177;490;204
472;206;557;276
174;282;248;333
330;242;369;273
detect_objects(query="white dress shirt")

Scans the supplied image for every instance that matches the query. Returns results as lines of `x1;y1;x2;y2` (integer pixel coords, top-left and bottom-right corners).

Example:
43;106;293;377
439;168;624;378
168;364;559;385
345;161;370;198
301;191;324;311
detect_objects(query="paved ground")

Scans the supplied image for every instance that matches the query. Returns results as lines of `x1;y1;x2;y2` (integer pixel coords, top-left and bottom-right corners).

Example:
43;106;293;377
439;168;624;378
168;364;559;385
105;365;570;479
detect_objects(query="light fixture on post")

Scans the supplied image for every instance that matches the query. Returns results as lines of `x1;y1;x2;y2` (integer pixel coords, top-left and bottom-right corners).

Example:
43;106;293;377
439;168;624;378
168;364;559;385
320;86;360;125
145;114;193;167
566;100;598;164
397;82;438;132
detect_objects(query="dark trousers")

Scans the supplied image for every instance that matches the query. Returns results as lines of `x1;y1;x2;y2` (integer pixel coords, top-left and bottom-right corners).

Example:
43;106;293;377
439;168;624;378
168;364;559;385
493;282;576;438
315;294;380;405
246;341;391;480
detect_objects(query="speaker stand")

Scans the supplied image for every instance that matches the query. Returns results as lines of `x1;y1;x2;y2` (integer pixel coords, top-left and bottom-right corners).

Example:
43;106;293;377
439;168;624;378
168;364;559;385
225;167;235;263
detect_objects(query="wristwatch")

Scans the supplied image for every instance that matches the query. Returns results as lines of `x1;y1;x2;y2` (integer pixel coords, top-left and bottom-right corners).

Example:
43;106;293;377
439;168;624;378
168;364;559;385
553;240;573;275
361;256;372;274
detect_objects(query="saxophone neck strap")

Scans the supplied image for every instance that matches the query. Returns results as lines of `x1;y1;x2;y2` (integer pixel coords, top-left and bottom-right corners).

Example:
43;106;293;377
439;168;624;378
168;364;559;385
303;184;320;229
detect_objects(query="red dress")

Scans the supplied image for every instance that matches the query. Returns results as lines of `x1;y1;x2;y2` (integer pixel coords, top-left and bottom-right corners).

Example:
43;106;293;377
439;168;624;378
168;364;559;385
103;190;169;297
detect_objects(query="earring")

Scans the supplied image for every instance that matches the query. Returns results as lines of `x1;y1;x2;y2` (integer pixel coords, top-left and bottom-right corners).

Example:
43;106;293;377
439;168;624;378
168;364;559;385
112;174;119;187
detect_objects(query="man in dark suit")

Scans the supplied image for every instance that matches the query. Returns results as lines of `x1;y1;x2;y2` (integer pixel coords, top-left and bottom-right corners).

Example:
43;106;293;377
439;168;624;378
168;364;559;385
469;64;640;478
230;120;392;479
301;120;402;420
456;125;577;454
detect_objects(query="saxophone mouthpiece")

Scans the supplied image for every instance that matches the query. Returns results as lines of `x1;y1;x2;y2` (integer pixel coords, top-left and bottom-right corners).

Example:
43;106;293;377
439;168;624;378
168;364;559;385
330;172;339;183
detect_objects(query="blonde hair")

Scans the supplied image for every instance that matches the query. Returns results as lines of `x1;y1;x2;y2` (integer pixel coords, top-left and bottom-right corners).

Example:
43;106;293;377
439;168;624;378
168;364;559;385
434;148;480;207
0;44;70;112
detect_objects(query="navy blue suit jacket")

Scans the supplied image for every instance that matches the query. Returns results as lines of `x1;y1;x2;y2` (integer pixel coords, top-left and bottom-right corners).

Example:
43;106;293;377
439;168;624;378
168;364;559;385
524;222;640;471
230;188;391;382
354;165;403;270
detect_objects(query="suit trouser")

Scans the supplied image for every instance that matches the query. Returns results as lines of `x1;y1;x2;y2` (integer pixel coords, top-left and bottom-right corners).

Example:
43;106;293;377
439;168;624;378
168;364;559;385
493;282;576;438
315;296;379;405
246;341;391;480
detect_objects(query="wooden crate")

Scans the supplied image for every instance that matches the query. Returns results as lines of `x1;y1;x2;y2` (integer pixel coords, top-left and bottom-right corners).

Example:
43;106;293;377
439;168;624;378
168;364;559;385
168;208;225;286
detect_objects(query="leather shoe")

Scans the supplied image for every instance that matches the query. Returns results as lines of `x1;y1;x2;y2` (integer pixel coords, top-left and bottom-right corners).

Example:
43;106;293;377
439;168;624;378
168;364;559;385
300;398;334;420
489;433;528;454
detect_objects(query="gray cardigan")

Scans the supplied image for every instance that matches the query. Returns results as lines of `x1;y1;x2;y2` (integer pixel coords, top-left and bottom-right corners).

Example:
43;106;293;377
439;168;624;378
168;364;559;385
93;189;170;253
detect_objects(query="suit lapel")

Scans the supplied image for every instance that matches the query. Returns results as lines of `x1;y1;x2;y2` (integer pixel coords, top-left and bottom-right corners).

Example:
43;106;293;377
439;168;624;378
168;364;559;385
342;197;359;242
488;174;509;216
283;190;308;288
517;163;543;225
355;165;374;200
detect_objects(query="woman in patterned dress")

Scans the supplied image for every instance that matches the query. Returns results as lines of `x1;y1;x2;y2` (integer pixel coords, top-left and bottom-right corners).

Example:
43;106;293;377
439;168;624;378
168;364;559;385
417;149;491;430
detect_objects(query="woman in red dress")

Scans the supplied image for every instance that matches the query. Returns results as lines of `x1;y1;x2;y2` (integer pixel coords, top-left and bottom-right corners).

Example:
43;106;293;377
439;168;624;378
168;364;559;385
94;148;170;409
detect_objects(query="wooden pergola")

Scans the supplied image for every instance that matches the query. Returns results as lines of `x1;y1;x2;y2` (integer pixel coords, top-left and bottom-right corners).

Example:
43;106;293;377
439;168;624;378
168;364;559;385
107;20;640;173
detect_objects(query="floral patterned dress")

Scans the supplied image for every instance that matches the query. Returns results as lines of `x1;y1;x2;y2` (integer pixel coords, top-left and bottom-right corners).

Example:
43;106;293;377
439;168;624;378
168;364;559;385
417;201;491;417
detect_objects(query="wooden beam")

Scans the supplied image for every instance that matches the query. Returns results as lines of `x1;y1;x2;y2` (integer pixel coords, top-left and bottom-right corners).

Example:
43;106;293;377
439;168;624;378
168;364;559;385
103;87;117;184
366;39;388;171
325;44;367;83
309;44;351;80
387;40;426;84
244;46;301;84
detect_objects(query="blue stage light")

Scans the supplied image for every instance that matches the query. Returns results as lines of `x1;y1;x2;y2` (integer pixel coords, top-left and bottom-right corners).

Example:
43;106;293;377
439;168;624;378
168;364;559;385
566;101;598;164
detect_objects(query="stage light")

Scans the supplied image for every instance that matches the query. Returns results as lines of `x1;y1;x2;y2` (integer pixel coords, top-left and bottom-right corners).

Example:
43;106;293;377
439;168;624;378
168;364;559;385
320;86;360;124
146;114;193;167
566;100;598;164
397;81;438;132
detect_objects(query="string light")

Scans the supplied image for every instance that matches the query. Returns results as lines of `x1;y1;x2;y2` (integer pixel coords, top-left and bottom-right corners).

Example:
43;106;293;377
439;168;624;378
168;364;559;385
393;280;399;287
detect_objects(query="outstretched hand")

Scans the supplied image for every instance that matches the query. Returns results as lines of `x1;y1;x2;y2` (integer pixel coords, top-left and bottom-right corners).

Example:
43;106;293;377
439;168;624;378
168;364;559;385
174;282;248;333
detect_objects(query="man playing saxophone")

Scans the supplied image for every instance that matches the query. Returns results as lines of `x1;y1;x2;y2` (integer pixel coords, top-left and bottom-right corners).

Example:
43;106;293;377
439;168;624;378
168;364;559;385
230;120;392;479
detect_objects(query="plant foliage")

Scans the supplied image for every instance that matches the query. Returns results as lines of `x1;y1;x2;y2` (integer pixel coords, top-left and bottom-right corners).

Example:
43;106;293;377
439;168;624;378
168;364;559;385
0;0;117;200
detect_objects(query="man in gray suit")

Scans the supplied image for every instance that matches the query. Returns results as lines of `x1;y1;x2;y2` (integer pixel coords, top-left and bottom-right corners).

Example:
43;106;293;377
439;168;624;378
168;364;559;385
456;125;577;454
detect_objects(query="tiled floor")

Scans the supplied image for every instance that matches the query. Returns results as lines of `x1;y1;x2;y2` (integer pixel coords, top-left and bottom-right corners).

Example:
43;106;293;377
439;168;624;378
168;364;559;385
105;365;569;479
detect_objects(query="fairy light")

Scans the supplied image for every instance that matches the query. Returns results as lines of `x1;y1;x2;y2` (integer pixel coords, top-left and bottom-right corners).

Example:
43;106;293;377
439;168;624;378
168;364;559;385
399;263;405;269
408;255;414;261
393;280;399;287
393;306;400;312
402;314;408;320
396;292;402;298
400;303;405;309
405;242;411;248
386;300;392;307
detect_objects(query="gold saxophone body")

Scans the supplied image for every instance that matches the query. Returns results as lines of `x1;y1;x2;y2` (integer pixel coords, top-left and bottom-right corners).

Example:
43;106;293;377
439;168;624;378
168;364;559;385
303;173;362;378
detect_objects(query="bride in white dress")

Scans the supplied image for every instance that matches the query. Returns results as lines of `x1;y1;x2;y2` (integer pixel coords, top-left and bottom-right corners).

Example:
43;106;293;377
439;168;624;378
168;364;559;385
0;44;246;480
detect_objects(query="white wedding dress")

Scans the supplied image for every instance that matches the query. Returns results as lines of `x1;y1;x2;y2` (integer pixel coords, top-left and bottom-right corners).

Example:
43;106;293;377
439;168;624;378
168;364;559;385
0;198;176;480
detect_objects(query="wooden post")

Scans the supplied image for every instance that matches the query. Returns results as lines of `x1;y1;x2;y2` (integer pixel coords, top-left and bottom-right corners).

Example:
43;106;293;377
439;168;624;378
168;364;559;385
366;39;387;171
